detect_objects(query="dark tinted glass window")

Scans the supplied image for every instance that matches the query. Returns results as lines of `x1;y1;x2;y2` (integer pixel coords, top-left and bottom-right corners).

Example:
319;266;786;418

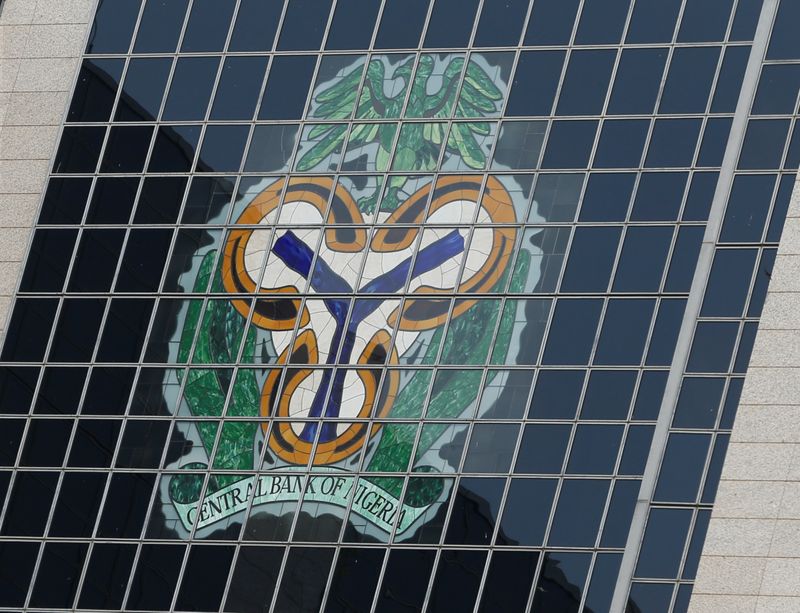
115;57;171;121
561;226;621;292
97;473;155;537
87;177;139;224
175;546;235;611
0;366;38;415
68;58;124;122
225;546;283;612
101;125;154;173
1;299;58;362
593;119;649;168
326;0;381;50
278;0;332;51
163;57;219;121
48;472;106;536
698;117;733;168
506;51;565;117
29;542;88;608
738;119;791;169
148;124;201;173
581;370;637;420
632;172;688;221
655;433;711;502
274;547;335;613
635;508;693;578
721;174;775;242
427;549;486;612
474;0;528;47
19;228;77;292
197;125;250;173
548;479;608;546
557;50;616;116
528;370;585;419
375;0;429;49
211;57;269;120
673;377;725;429
259;56;316;120
702;249;758;317
579;173;635;221
424;0;479;48
477;551;538;612
78;544;137;610
39;177;91;225
613;227;673;292
646;299;687;366
646;119;702;168
524;0;579;46
767;0;800;59
181;0;236;52
67;229;125;292
515;424;570;474
375;549;435;611
532;552;592;611
679;0;734;42
754;64;800;115
34;366;86;414
499;478;556;546
134;0;189;53
626;0;682;43
542;120;598;169
575;0;629;45
567;424;624;474
542;299;603;365
48;298;105;362
712;45;750;113
324;548;384;613
2;471;57;535
608;48;668;115
660;47;720;114
86;0;141;54
53;127;105;174
594;299;657;366
127;544;186;610
664;227;704;292
134;176;188;223
116;229;173;291
229;0;282;51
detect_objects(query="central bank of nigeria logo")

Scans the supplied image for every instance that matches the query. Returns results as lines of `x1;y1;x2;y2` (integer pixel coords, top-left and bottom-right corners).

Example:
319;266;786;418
160;53;526;538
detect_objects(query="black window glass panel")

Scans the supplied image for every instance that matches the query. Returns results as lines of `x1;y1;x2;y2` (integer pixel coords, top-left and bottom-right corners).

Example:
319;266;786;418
542;299;603;365
115;229;173;292
768;176;796;243
274;547;335;613
549;479;609;546
100;125;154;173
679;0;734;41
445;477;504;545
712;45;750;113
477;550;538;613
738;119;791;169
579;173;635;221
664;227;704;292
595;300;656;367
134;176;188;223
702;434;730;502
39;177;91;225
181;176;235;224
734;322;758;374
646;119;702;168
53;126;105;174
1;471;57;536
87;176;138;224
197;125;249;173
635;508;692;578
259;55;316;120
614;227;673;292
48;298;106;363
462;424;519;473
0;542;38;607
575;0;630;45
29;542;88;609
34;366;86;414
524;0;579;46
593;119;649;169
49;472;106;536
654;433;711;502
748;249;777;318
375;549;435;611
326;0;380;50
86;0;141;54
225;546;283;613
730;0;760;40
68;229;125;292
181;0;235;52
229;0;282;52
515;424;570;474
682;510;711;580
785;121;800;170
78;543;137;610
323;548;383;613
20;420;71;466
117;422;167;467
753;64;800;114
211;57;269;121
531;552;591;613
631;172;689;221
560;226;621;292
278;0;332;51
127;544;186;610
19;228;77;292
474;0;528;47
0;366;38;415
424;0;479;48
97;473;155;537
619;425;655;475
176;546;235;611
632;371;668;420
673;377;725;429
82;367;135;415
581;370;637;420
95;299;154;362
148;124;201;173
1;299;58;362
626;0;682;43
375;0;429;49
585;553;623;613
506;51;565;117
628;583;674;612
557;50;616;116
134;0;188;53
427;549;486;613
683;172;718;222
688;321;739;373
608;48;668;115
115;57;171;122
568;425;624;474
68;419;120;467
528;370;585;419
542;120;598;169
499;478;556;546
163;57;219;121
68;58;124;122
702;249;758;317
766;0;800;59
698;117;733;168
0;419;23;465
660;47;720;114
646;299;687;367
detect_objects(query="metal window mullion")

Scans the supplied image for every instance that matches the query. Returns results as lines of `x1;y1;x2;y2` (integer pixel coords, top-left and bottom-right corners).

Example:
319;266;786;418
609;1;781;610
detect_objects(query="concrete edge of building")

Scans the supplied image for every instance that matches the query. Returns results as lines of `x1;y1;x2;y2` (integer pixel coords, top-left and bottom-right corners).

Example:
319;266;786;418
0;0;96;337
688;174;800;612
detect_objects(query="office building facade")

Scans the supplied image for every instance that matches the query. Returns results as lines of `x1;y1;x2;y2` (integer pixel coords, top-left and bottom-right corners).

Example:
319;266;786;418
1;0;799;611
